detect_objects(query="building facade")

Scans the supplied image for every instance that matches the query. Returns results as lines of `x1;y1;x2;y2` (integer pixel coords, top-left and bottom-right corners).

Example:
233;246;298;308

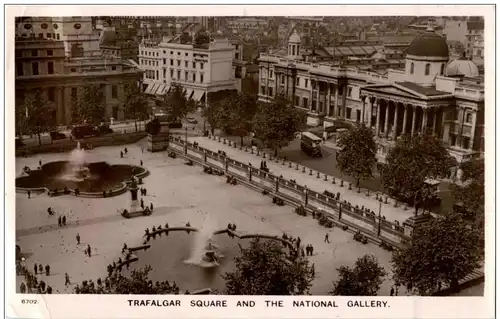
258;27;484;164
15;17;143;125
138;36;237;105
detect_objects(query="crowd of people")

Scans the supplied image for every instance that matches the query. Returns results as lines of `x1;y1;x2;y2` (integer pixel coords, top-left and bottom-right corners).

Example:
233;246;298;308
18;263;53;294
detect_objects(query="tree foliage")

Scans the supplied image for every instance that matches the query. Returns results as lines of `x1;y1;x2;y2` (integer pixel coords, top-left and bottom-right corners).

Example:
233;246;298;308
123;85;150;131
382;134;455;205
392;211;483;296
75;266;183;294
252;96;307;156
222;239;314;295
193;30;210;48
336;124;377;187
72;84;106;125
162;84;196;122
21;90;57;145
330;254;386;296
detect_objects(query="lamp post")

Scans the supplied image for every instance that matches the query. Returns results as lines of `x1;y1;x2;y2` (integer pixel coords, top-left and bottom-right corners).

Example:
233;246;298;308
377;200;382;237
184;127;188;154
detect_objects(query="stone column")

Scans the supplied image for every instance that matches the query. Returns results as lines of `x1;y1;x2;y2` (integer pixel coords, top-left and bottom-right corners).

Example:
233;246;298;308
375;99;381;137
393;102;400;139
361;96;366;124
369;98;374;127
56;87;64;125
432;109;438;135
422;108;428;133
309;80;314;112
326;83;331;116
469;110;477;150
334;85;339;118
316;82;321;114
402;104;408;135
411;106;417;137
384;102;390;138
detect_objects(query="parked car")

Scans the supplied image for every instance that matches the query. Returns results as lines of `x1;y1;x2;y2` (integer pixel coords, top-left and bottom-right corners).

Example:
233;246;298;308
97;124;114;134
50;131;67;140
186;117;198;124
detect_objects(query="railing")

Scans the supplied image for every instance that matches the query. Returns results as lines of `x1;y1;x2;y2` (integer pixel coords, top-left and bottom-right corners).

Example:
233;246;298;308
169;136;410;248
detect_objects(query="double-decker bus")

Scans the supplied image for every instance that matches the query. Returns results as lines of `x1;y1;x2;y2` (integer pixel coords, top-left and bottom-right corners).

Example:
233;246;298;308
300;132;322;157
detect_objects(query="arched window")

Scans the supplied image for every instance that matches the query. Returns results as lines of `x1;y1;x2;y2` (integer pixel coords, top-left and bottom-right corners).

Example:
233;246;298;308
410;62;415;74
440;63;445;75
425;63;431;75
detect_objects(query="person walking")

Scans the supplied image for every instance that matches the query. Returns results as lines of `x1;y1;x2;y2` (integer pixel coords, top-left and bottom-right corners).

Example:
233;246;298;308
76;233;81;245
45;264;50;276
27;190;31;199
390;287;395;296
34;263;38;275
38;264;43;274
140;160;143;166
58;216;62;227
324;233;330;243
62;215;67;226
65;273;71;286
87;245;92;257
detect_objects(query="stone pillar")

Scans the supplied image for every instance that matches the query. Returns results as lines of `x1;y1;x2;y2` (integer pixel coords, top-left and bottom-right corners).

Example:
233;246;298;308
326;83;331;116
361;96;366;124
441;108;448;140
375;99;381;137
393;102;400;139
469;110;477;150
432;109;438;135
334;85;339;118
384;102;390;138
341;85;347;118
402;104;408;135
64;87;72;125
316;82;321;114
56;87;64;125
411;106;417;137
422;108;428;133
369;98;374;127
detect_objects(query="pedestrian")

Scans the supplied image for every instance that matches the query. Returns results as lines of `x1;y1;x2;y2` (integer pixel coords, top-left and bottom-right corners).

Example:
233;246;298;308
27;190;31;199
62;215;66;226
124;147;128;154
38;264;43;274
47;207;52;216
40;280;46;291
140;160;143;166
122;243;128;253
46;286;52;294
65;273;70;286
87;245;92;257
310;245;314;256
301;248;305;257
45;264;50;276
390;287;395;296
120;151;123;158
34;263;38;275
76;233;80;245
143;188;147;196
140;199;144;209
324;233;330;243
58;216;62;227
20;282;26;293
39;160;42;167
141;147;144;154
150;202;153;211
26;280;32;293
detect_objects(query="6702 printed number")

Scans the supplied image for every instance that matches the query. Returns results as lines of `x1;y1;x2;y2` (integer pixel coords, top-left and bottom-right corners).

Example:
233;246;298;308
21;299;38;305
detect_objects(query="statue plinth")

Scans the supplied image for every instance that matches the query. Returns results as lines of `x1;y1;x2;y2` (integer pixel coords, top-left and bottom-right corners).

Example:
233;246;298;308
129;180;140;213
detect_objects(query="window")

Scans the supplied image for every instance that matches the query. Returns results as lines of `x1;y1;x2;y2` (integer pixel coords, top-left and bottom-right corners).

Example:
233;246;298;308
268;87;273;96
295;95;300;106
163;69;166;78
185;52;188;56
48;87;55;102
356;110;361;122
478;49;482;56
270;70;273;79
170;59;173;66
177;70;181;79
177;60;180;66
16;61;23;76
200;62;204;69
192;62;196;68
346;107;352;119
440;63;445;75
235;52;239;60
70;68;76;72
425;63;430;75
56;33;60;40
261;85;266;95
305;79;308;88
200;73;204;83
303;97;308;107
32;62;39;75
38;33;43;38
296;77;300;86
410;62;414;74
111;85;118;99
347;87;353;97
156;70;159;79
71;87;77;99
185;61;188;68
170;69;174;78
170;51;173;54
193;73;196;82
185;71;188;80
31;49;37;57
177;52;180;55
465;112;472;124
47;33;52;38
281;75;285;84
112;66;116;71
47;61;54;74
47;49;53;56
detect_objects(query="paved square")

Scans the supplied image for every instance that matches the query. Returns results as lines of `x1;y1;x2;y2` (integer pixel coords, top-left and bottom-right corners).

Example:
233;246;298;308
16;140;406;295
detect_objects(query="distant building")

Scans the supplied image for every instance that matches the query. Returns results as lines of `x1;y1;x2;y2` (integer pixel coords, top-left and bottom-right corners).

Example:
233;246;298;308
442;17;484;58
138;35;236;106
227;18;268;30
15;16;143;125
258;26;484;163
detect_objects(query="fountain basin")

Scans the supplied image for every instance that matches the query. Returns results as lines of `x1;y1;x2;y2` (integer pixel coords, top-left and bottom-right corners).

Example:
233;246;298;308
16;161;148;197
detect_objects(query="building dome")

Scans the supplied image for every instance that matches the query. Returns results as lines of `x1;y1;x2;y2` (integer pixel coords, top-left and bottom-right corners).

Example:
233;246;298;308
407;27;449;58
289;30;301;44
446;58;480;77
100;27;116;45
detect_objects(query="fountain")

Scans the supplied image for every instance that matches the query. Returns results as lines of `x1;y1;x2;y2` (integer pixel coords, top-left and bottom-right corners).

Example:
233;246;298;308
184;212;222;268
61;142;90;181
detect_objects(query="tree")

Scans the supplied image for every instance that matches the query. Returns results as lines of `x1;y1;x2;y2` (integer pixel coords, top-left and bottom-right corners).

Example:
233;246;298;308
382;134;455;213
193;30;210;48
123;85;149;132
75;266;183;294
72;84;106;125
216;92;258;145
21;90;57;146
252;96;307;157
162;84;196;123
222;239;314;295
330;254;386;296
202;99;228;135
15;102;28;137
336;124;377;188
392;211;483;296
451;159;484;229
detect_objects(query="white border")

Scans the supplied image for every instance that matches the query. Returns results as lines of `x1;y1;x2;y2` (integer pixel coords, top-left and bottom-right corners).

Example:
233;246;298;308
3;5;496;319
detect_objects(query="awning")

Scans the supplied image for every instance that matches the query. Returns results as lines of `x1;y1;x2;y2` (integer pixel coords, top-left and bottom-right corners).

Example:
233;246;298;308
151;84;161;95
185;88;194;100
158;84;169;95
144;84;154;95
192;89;205;102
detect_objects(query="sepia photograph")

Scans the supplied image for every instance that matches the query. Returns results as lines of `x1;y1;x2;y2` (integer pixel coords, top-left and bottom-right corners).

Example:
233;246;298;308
11;9;489;306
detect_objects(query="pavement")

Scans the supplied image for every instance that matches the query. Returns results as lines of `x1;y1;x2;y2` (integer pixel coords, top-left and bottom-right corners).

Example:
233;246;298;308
189;136;415;224
16;138;407;296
